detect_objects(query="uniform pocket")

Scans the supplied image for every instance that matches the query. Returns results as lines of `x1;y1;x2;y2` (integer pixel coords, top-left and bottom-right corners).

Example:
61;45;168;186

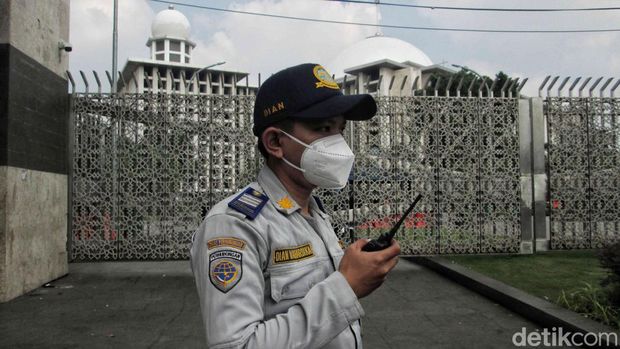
269;258;330;302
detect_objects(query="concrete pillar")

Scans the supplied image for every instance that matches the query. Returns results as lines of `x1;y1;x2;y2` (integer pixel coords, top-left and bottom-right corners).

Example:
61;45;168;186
0;0;70;302
518;98;535;254
530;98;549;251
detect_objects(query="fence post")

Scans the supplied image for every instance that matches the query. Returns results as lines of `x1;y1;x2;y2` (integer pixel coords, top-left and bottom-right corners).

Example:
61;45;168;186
518;98;535;253
530;98;548;251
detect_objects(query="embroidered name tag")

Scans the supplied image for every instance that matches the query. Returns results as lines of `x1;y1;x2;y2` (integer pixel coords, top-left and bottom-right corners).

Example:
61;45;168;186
273;243;314;264
207;237;246;250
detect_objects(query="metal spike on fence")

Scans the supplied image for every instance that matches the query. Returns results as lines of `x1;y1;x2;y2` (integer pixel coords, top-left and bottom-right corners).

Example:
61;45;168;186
600;77;613;98
467;76;477;97
411;76;419;95
477;78;487;98
568;77;581;98
578;77;591;97
93;71;102;94
423;75;434;97
117;72;125;94
79;70;89;94
611;79;620;98
105;71;113;91
455;76;464;98
66;71;76;94
167;70;174;93
132;71;140;90
589;77;603;97
516;78;528;98
144;71;153;92
399;75;408;96
434;76;442;97
538;76;551;98
546;76;559;98
388;76;395;96
246;74;250;95
179;72;187;93
156;71;163;93
445;76;454;97
501;77;511;98
508;78;519;98
489;77;499;98
557;76;570;97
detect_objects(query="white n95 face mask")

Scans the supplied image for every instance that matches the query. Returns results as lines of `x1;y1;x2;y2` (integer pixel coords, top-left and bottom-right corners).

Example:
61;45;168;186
279;130;355;189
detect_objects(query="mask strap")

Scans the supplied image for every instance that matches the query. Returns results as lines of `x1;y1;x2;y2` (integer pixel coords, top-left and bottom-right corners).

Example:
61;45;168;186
276;130;308;173
281;156;306;173
278;129;311;149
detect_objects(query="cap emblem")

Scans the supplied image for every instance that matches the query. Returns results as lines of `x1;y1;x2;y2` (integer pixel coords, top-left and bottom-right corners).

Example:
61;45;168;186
313;65;339;90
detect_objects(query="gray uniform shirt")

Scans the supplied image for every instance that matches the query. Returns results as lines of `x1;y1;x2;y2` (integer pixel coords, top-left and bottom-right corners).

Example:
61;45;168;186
190;165;364;349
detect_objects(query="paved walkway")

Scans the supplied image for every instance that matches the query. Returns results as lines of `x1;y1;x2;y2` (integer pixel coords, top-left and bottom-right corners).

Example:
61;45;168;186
0;260;539;348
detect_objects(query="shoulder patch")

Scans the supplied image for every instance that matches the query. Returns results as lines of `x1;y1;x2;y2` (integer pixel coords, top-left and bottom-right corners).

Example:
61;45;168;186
207;237;246;250
209;249;242;293
273;243;315;264
228;187;269;220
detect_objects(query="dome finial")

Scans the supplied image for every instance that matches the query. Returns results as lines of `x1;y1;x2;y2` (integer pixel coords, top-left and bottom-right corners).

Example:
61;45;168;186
168;4;174;10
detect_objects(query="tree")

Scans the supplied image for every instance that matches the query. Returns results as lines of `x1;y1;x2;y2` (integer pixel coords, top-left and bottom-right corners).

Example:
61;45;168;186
423;69;513;97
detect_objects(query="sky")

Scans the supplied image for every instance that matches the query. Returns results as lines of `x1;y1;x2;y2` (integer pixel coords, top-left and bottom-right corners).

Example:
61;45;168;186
69;0;620;96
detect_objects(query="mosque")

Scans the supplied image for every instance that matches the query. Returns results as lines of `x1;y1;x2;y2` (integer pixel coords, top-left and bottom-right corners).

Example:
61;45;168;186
118;4;451;97
118;5;256;95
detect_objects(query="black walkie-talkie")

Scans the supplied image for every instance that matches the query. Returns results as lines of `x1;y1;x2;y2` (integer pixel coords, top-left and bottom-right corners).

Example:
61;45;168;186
362;194;423;252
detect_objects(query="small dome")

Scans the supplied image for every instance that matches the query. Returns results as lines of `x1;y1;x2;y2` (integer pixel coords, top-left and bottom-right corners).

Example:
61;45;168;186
151;5;191;40
329;36;433;77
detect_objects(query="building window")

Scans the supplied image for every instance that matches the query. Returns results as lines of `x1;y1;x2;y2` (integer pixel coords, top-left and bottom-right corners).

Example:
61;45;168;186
156;41;164;51
185;45;190;54
170;40;181;52
185;57;190;63
156;53;164;60
170;54;181;62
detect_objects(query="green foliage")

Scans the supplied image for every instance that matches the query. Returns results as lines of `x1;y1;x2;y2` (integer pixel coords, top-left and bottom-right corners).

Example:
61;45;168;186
556;282;619;329
422;69;512;97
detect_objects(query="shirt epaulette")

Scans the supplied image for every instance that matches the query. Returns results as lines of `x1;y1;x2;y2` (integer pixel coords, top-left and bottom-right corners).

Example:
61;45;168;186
228;187;269;220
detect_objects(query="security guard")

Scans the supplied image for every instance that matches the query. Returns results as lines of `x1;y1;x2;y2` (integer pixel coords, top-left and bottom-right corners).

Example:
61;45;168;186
190;63;401;349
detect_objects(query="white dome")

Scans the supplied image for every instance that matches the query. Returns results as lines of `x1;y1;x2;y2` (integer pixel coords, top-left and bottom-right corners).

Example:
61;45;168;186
328;36;433;78
151;5;191;40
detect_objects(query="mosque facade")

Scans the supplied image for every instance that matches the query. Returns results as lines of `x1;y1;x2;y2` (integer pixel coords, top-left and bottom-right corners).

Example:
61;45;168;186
118;5;256;96
329;34;454;97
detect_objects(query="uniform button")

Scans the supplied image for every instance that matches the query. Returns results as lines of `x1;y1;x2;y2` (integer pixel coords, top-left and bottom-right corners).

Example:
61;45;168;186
283;286;289;293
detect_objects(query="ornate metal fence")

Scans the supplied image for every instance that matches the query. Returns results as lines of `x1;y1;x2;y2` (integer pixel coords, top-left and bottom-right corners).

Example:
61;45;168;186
69;92;523;260
545;96;620;249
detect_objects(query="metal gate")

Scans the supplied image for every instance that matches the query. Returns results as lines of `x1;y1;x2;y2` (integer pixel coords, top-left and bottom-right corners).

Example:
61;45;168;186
546;95;620;249
69;92;523;260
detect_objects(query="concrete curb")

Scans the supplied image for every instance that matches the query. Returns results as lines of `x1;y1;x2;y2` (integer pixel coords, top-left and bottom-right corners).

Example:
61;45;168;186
407;256;620;348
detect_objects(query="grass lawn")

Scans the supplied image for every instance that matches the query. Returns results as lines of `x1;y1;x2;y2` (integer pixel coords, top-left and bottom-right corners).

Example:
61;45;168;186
446;250;609;304
446;250;620;329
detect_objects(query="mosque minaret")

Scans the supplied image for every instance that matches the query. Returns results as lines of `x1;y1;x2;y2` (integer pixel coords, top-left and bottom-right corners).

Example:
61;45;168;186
118;5;256;96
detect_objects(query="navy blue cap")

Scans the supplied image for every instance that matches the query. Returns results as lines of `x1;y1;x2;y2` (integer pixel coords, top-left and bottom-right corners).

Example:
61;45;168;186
252;63;377;136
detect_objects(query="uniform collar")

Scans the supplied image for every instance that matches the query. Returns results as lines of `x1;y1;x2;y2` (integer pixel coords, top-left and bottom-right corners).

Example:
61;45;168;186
258;166;301;215
257;165;328;219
